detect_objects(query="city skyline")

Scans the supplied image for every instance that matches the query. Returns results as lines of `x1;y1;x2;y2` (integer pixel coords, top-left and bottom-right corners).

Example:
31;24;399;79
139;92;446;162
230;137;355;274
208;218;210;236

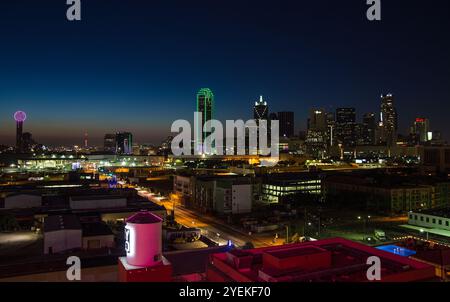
1;1;450;145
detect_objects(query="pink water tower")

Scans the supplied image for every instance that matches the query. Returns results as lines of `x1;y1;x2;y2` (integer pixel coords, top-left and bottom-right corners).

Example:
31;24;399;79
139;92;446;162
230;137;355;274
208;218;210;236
124;210;163;267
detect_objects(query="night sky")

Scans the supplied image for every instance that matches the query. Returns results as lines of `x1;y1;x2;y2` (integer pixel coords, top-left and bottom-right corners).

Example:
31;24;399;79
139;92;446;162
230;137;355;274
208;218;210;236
0;0;449;146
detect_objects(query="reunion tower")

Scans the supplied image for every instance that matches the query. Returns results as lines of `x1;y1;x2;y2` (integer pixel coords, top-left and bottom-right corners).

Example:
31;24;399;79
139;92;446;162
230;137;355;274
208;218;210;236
14;111;27;153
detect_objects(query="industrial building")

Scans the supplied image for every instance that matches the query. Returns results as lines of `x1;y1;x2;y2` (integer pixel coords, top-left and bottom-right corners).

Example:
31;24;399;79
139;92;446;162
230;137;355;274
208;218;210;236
408;208;450;231
44;214;115;254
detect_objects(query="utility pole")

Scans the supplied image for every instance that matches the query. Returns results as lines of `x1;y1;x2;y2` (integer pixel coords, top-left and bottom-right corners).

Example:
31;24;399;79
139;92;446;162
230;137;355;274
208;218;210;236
303;208;307;237
285;225;289;244
318;211;321;238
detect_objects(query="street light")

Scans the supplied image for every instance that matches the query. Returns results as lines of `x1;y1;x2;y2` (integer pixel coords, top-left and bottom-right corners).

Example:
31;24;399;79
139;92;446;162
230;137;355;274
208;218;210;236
285;225;289;244
420;229;429;241
357;216;370;240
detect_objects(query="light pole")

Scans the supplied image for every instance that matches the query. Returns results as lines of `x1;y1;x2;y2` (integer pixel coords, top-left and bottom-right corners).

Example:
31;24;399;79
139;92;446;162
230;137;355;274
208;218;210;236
285;225;289;244
358;216;370;240
420;229;429;241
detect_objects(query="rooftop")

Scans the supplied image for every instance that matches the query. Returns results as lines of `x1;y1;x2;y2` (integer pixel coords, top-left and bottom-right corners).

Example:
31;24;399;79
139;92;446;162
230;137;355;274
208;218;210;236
126;211;162;224
208;238;435;282
413;207;450;219
70;195;126;201
82;222;114;237
44;215;81;232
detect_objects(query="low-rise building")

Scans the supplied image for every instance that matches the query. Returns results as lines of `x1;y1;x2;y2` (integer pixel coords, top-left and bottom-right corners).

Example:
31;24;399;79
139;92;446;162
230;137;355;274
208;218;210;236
261;172;322;204
207;237;436;282
324;175;434;213
44;215;82;254
69;195;127;210
189;175;255;214
215;181;252;214
408;208;450;231
1;193;42;209
82;222;115;250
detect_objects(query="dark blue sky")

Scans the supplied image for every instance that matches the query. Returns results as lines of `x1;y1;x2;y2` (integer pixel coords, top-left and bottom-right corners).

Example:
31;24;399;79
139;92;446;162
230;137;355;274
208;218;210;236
0;0;449;145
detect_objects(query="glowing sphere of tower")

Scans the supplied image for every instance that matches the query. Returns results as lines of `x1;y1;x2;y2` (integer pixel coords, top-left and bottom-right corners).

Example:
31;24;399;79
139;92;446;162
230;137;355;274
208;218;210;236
14;111;27;122
124;211;163;267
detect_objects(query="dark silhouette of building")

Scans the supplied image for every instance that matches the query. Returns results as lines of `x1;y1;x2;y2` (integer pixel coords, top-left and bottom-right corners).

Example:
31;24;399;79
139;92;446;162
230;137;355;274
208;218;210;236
361;113;376;145
335;108;356;147
278;111;294;138
104;134;116;153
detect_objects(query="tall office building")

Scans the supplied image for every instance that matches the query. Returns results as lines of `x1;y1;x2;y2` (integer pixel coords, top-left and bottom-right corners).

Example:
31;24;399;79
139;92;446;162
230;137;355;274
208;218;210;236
116;132;133;155
252;96;270;153
14;111;27;153
307;109;327;132
22;132;35;153
326;112;336;147
306;109;328;155
253;96;269;121
269;112;278;121
380;94;398;146
362;113;376;145
84;132;89;148
104;134;116;152
278;111;294;138
412;118;430;143
196;88;214;141
335;108;356;147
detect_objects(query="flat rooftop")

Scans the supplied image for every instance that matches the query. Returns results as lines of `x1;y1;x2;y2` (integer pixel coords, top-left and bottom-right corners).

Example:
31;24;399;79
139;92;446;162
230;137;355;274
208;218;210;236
209;238;436;282
70;195;126;201
44;215;81;232
412;208;450;219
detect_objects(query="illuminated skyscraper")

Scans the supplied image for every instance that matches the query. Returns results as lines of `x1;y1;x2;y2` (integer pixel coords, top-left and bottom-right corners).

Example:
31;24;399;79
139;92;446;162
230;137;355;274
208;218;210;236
196;88;214;142
253;96;269;121
306;109;327;155
116;132;133;155
335;108;356;147
380;94;398;146
253;96;270;152
84;132;88;148
412;118;430;143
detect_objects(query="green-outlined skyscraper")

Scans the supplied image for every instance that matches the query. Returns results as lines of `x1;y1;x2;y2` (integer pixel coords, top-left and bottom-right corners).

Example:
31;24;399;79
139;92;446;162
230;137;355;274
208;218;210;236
195;88;215;153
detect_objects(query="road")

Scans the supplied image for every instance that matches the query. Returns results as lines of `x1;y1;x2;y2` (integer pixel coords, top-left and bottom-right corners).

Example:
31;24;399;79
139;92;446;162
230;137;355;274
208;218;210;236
157;199;279;248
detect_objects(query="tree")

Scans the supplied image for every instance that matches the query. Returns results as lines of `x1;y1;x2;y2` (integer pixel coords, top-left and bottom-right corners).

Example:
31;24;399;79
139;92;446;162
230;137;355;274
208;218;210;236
242;242;255;250
0;213;19;232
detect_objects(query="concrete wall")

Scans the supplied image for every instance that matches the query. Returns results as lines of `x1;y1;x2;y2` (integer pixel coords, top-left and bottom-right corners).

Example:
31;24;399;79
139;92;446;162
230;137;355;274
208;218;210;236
82;235;114;250
70;197;127;210
232;184;252;214
44;229;82;254
4;194;42;209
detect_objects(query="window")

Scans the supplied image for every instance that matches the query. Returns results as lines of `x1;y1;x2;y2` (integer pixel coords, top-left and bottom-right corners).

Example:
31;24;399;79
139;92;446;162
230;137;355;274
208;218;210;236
420;216;424;221
446;221;449;227
409;214;413;219
439;220;442;225
426;218;430;223
415;215;418;220
432;219;436;224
